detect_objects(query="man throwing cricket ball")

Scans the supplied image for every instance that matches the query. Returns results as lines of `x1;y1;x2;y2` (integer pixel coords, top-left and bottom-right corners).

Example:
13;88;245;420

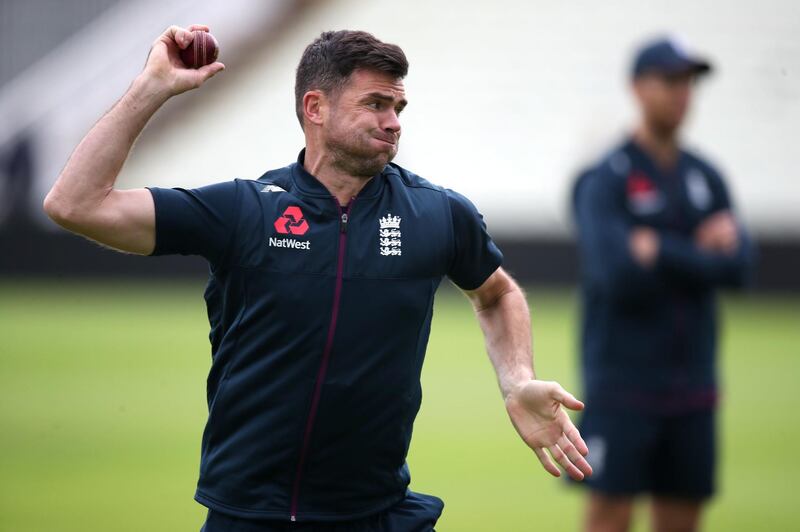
45;25;591;531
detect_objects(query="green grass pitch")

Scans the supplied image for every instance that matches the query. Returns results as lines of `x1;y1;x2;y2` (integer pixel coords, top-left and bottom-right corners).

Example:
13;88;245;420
0;280;797;531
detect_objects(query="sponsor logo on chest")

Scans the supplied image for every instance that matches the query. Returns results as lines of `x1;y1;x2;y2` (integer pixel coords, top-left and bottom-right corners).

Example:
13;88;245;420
270;206;311;251
268;236;311;250
626;171;665;215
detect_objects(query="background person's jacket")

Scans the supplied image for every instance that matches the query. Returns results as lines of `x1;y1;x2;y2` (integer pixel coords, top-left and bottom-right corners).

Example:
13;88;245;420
148;150;502;522
572;139;755;414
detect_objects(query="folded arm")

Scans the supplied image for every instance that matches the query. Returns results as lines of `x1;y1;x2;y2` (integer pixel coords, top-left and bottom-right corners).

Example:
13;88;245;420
655;211;755;287
576;172;755;299
629;210;754;288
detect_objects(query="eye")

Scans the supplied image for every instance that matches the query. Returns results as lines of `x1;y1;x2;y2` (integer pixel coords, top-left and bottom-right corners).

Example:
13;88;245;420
367;101;381;110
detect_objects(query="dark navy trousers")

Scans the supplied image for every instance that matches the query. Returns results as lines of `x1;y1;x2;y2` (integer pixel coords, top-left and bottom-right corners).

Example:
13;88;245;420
200;491;444;532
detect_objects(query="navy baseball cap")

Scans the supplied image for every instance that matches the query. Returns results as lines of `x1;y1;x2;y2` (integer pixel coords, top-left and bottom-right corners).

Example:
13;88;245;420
632;37;712;79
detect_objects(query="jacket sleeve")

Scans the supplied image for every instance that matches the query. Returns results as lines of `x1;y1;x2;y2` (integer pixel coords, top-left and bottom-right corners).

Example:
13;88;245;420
656;171;756;288
656;229;755;288
445;189;503;290
147;180;239;267
573;169;666;303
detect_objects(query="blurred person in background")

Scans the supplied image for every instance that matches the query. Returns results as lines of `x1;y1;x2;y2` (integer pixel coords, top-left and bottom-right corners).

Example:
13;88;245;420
43;25;592;531
572;37;755;532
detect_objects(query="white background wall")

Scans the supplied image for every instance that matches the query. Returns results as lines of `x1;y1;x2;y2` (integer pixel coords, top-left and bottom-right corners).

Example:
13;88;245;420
30;0;800;237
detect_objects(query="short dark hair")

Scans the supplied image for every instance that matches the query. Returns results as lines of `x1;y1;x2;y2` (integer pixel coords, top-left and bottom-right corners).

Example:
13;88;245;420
294;30;409;127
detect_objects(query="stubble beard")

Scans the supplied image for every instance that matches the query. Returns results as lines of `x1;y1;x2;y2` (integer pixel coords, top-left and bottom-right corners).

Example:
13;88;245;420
326;128;397;179
647;113;681;142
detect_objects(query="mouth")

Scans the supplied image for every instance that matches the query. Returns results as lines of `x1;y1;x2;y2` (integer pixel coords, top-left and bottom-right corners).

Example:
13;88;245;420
373;135;397;147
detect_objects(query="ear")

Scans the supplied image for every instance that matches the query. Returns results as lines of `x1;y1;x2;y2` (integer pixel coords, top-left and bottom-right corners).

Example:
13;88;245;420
302;90;326;127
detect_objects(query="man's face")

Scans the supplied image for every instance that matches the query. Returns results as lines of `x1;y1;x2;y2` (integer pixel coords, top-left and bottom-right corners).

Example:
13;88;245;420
323;69;407;178
633;71;695;135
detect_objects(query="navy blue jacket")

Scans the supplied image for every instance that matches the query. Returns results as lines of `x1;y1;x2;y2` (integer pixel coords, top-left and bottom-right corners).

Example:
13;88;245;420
572;139;755;414
148;151;502;521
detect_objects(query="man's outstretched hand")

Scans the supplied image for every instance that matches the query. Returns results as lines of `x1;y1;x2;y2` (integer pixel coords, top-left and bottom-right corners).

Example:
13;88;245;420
504;380;593;481
142;24;225;97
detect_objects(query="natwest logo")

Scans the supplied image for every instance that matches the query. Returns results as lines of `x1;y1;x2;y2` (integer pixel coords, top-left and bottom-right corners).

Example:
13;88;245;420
269;237;310;250
626;171;664;215
274;206;309;235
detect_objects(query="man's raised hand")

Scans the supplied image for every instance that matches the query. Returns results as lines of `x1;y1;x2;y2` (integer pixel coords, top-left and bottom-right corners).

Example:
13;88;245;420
143;24;225;96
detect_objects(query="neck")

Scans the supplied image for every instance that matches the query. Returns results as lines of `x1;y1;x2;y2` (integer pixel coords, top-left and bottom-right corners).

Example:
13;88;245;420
302;144;371;207
633;122;679;170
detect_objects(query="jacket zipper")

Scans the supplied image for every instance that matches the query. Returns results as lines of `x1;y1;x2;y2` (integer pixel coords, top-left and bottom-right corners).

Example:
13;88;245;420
289;198;354;522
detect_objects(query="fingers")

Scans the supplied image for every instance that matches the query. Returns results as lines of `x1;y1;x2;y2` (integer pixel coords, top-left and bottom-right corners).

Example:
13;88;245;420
558;434;593;478
533;447;561;478
196;61;226;82
548;442;585;480
551;382;584;411
696;221;738;254
175;61;225;92
695;226;711;248
540;388;594;480
510;380;594;481
718;223;739;253
563;420;589;456
536;441;590;481
162;24;211;50
161;25;191;50
533;432;593;481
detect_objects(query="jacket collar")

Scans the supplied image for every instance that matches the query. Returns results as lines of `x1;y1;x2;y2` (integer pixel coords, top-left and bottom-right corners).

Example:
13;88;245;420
291;149;386;201
624;137;687;179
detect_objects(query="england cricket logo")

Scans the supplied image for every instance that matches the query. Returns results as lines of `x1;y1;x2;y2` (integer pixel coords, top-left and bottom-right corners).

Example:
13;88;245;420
379;213;402;256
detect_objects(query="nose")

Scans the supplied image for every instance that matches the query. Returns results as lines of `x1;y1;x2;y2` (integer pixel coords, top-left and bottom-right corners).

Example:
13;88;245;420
382;110;401;135
674;83;692;109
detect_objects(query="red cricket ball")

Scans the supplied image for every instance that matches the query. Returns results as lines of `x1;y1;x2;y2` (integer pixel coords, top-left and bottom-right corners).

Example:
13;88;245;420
179;31;219;69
